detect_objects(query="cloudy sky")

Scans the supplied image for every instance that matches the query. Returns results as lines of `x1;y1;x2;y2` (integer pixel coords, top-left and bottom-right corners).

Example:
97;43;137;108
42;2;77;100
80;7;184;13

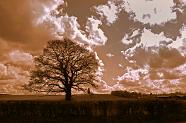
0;0;186;94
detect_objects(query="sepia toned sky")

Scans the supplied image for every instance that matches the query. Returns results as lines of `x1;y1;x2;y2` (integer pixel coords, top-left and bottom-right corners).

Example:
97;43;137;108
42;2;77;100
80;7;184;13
0;0;186;94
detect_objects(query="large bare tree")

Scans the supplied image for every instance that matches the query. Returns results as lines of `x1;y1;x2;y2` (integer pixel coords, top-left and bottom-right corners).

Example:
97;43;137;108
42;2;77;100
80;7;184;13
28;38;100;100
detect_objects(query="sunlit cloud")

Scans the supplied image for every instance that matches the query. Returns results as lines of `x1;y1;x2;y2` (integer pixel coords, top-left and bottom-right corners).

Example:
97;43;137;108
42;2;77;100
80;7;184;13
95;1;120;25
119;22;186;93
168;26;186;55
9;50;33;65
122;28;172;60
95;0;181;25
0;50;34;94
117;66;149;82
106;53;114;58
0;0;186;94
35;1;107;46
86;17;108;45
0;62;30;94
123;0;177;25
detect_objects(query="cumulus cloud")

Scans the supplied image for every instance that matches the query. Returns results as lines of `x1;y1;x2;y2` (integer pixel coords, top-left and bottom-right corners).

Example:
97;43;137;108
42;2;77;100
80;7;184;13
95;1;120;25
35;1;107;46
0;0;108;94
95;0;183;26
175;63;186;77
122;29;141;45
168;26;186;55
0;0;52;94
116;65;186;93
182;0;186;5
119;26;186;93
86;17;108;45
94;80;125;94
57;15;107;45
117;66;149;82
122;28;170;62
0;50;33;94
123;0;177;25
0;64;9;79
0;64;26;80
9;50;33;65
1;0;186;94
122;27;186;58
34;0;186;94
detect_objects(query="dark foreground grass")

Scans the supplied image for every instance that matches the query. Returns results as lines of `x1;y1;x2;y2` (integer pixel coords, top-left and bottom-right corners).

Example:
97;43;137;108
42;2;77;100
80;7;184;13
0;94;185;123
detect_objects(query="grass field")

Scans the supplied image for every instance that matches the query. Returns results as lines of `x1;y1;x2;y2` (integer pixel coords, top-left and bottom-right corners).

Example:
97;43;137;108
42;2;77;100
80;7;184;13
0;94;133;101
0;94;185;123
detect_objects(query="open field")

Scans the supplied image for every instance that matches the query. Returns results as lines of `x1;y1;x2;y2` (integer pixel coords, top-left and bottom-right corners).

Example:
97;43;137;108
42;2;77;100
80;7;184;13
0;94;185;123
0;94;125;101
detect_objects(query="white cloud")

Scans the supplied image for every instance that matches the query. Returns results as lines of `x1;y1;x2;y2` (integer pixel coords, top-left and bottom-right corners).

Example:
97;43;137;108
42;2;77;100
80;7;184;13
157;72;164;78
122;25;186;59
106;53;114;58
122;28;172;57
174;63;186;75
140;29;172;47
31;0;186;94
123;0;177;25
95;1;119;25
86;17;107;45
9;50;33;65
119;25;186;93
168;26;186;56
116;66;186;93
0;62;31;94
118;64;124;68
181;0;186;5
36;2;108;46
34;0;64;24
95;0;178;25
0;50;34;94
122;29;141;45
53;15;108;46
58;15;90;44
117;66;149;82
0;64;8;77
0;63;23;80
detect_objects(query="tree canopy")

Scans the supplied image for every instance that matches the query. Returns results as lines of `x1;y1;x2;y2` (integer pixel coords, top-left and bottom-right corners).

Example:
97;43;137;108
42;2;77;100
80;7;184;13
27;38;100;100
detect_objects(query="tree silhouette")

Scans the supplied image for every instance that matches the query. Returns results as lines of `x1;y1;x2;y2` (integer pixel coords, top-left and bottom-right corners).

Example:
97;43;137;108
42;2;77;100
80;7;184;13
28;38;100;100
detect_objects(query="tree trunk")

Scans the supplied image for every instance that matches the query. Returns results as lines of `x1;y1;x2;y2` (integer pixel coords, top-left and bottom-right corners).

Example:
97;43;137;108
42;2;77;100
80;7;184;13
65;88;72;101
